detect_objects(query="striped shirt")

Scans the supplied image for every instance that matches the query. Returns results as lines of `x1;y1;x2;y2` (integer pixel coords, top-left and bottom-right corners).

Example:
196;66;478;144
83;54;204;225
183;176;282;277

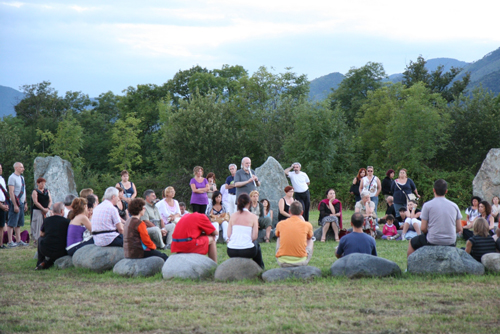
91;199;121;246
469;235;498;262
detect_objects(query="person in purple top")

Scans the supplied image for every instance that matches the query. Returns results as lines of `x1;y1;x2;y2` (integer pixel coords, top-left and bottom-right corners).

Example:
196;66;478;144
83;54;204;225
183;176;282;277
190;166;209;214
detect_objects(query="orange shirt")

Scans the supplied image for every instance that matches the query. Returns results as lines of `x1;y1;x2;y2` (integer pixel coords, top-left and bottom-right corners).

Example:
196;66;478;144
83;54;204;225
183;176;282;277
275;216;313;258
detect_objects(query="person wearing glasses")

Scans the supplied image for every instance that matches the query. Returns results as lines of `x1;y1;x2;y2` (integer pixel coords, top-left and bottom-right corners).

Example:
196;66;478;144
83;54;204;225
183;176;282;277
359;166;382;222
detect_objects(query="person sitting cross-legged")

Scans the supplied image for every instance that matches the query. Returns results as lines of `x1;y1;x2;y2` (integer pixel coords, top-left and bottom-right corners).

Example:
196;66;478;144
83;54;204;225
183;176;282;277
336;212;377;258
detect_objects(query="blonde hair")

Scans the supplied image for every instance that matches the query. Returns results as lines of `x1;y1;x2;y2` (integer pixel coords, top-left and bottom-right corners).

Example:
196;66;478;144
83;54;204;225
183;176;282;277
193;166;203;176
249;190;259;198
163;186;175;198
79;188;94;198
473;218;490;237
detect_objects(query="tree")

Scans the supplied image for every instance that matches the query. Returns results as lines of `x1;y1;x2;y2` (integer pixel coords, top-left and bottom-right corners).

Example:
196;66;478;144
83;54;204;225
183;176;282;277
50;113;85;172
108;115;143;172
329;62;387;128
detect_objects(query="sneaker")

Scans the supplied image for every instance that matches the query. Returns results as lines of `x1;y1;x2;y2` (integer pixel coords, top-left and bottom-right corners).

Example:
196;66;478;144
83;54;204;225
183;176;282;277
7;242;18;248
0;244;6;249
17;241;28;246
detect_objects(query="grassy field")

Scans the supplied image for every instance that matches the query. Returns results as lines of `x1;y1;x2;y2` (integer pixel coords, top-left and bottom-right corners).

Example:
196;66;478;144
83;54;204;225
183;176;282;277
1;210;499;334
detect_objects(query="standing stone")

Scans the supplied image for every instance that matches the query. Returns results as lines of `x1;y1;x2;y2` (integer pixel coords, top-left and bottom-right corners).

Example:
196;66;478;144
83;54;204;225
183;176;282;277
255;157;289;227
473;148;500;203
33;156;78;204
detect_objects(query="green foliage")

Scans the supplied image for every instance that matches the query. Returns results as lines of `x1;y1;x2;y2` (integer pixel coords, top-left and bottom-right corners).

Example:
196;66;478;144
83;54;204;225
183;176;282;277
49;113;85;172
108;114;143;172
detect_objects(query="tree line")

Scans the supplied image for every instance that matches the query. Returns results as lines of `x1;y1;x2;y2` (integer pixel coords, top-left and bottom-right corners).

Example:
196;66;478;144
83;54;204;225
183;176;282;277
2;57;499;209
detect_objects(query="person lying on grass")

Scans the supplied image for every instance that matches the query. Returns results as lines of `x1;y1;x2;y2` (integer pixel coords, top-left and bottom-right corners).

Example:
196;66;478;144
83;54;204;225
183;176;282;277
336;212;377;258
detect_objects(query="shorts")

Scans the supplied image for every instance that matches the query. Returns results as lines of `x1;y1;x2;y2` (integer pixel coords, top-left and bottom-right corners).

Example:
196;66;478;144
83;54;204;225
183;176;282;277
410;233;455;251
7;202;24;228
405;218;421;230
171;235;209;255
277;245;313;268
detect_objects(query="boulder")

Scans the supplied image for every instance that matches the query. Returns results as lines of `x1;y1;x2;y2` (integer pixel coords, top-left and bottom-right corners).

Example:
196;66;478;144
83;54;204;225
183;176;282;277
313;227;337;241
33;156;78;204
407;246;484;276
473;148;500;203
257;228;276;243
214;258;263;281
262;266;322;282
162;253;217;280
330;253;401;278
72;245;124;273
54;255;74;269
481;253;500;272
255;157;289;227
113;257;165;277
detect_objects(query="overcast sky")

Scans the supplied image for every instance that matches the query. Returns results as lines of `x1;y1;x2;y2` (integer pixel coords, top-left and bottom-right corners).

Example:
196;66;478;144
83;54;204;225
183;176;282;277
1;0;499;97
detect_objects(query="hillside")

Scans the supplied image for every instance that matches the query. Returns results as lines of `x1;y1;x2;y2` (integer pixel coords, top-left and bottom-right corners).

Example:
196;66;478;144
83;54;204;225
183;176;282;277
308;72;345;101
453;47;500;94
0;85;24;118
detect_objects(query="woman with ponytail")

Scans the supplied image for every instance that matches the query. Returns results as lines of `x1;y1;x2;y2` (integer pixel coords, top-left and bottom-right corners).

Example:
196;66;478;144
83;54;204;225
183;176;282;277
66;197;94;256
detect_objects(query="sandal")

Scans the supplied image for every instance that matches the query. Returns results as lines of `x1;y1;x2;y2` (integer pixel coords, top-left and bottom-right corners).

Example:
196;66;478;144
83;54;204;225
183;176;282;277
264;237;270;243
320;237;326;242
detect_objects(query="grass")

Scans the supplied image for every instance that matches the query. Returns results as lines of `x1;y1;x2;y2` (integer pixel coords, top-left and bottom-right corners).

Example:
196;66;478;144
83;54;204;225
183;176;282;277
1;210;499;334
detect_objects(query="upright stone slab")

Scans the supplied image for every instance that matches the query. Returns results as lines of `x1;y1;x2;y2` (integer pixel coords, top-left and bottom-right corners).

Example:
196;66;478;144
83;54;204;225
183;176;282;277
72;244;124;273
255;157;289;227
162;253;217;280
113;257;165;277
33;156;78;204
214;258;263;281
330;253;401;278
473;148;500;203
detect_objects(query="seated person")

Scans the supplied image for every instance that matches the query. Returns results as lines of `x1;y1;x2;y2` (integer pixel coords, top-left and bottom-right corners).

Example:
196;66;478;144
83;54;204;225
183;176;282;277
354;190;377;238
66;197;94;256
91;187;124;247
141;189;170;249
394;207;407;230
124;198;168;261
205;191;229;242
226;194;265;269
400;200;422;240
275;201;314;267
249;190;272;243
36;202;71;270
336;212;377;258
381;215;401;240
318;188;342;242
170;212;218;262
383;196;396;220
179;202;189;216
463;200;494;241
465;217;499;262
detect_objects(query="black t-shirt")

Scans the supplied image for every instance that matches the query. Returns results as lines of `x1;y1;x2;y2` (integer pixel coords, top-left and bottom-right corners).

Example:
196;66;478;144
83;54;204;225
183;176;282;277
40;215;70;256
385;204;396;217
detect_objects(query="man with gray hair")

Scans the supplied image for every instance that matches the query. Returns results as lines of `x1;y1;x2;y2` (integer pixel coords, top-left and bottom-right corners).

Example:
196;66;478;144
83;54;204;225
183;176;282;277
141;189;172;249
224;163;237;213
63;194;77;218
284;162;311;222
91;187;124;247
234;157;260;202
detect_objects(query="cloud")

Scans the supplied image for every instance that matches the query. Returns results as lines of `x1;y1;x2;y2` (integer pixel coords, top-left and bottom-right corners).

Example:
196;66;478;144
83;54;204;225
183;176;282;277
1;1;24;7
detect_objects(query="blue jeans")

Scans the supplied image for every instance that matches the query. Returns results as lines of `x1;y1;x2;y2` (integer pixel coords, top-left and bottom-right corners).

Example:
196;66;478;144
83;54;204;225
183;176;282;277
7;201;24;228
393;203;406;218
370;196;379;222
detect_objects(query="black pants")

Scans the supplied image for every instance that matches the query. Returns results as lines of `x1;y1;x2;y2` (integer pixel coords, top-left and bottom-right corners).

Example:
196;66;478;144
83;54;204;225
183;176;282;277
106;234;124;247
143;249;168;261
37;237;67;269
294;190;310;222
227;242;265;269
192;204;207;214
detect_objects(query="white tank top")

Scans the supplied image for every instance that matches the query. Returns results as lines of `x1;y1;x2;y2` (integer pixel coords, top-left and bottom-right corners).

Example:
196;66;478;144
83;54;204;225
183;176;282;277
227;225;254;249
361;176;378;197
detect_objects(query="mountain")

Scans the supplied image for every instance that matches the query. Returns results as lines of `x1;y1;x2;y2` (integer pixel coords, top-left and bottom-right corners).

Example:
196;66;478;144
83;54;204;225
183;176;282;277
0;85;24;118
424;58;469;73
453;47;500;94
308;72;345;101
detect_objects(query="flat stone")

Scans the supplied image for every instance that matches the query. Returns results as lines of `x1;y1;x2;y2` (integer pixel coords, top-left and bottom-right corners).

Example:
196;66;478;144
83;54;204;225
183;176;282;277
113;257;165;277
162;253;217;280
473;148;500;203
72;244;124;273
54;255;74;269
407;246;484;276
330;253;401;278
262;266;322;282
33;156;78;204
214;258;263;281
481;253;500;272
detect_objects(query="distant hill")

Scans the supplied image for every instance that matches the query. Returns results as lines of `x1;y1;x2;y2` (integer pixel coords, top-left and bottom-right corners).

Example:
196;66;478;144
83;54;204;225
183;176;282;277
308;72;345;101
453;47;500;94
424;58;469;73
0;85;24;118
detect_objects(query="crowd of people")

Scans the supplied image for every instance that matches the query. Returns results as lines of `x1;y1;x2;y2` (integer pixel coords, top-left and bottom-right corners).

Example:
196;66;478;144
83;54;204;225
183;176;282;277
1;159;499;271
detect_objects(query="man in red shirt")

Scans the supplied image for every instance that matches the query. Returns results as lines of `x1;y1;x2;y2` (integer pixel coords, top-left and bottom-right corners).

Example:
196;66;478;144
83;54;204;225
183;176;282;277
170;212;218;262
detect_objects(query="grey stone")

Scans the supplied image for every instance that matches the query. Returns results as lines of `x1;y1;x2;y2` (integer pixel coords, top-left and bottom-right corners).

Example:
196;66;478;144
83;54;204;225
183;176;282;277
162;253;217;280
72;244;124;273
214;258;263;281
313;227;337;241
262;266;322;282
407;246;484;276
113;257;165;277
256;228;276;243
330;253;401;278
33;156;78;205
473;148;500;203
255;157;289;227
54;255;74;269
481;253;500;272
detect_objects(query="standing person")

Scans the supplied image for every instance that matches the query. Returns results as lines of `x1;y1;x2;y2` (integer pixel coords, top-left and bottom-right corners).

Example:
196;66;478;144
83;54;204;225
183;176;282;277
319;188;342;242
359;166;382;222
190;166;209;214
206;172;217;205
0;163;9;249
31;177;53;244
225;164;237;214
6;162;28;247
234;157;260;201
115;170;137;203
249;190;272;243
227;193;265;269
350;168;366;203
91;187;124;247
336;212;377;258
390;169;420;217
284;162;311;222
381;169;395;199
114;187;129;222
407;179;462;257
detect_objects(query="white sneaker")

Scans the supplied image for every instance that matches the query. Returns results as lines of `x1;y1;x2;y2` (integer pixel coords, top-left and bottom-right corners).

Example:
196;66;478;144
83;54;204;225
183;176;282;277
7;242;18;248
17;241;28;246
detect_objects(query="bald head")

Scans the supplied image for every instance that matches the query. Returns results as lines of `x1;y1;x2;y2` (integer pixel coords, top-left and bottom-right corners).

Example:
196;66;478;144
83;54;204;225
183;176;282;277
52;202;65;216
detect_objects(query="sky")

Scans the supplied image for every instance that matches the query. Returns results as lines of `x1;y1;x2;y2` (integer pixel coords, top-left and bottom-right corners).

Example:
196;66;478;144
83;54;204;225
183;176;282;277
1;0;499;97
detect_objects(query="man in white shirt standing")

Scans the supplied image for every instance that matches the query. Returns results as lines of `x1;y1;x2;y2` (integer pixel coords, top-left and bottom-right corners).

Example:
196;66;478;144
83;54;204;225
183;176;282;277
284;162;311;222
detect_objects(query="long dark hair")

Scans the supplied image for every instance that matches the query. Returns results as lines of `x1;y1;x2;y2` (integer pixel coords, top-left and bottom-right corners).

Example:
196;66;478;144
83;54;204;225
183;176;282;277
212;190;222;204
237;193;250;212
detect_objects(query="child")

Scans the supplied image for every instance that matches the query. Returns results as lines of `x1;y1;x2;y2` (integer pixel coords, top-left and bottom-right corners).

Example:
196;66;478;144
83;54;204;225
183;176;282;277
465;218;498;262
381;215;401;240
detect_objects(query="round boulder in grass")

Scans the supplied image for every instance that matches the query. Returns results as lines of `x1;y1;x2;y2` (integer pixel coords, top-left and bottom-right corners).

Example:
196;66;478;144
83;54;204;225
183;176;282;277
72;244;124;273
262;266;322;282
330;253;401;279
481;253;500;272
54;255;74;269
407;246;484;276
162;253;217;280
113;257;165;277
214;258;263;281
